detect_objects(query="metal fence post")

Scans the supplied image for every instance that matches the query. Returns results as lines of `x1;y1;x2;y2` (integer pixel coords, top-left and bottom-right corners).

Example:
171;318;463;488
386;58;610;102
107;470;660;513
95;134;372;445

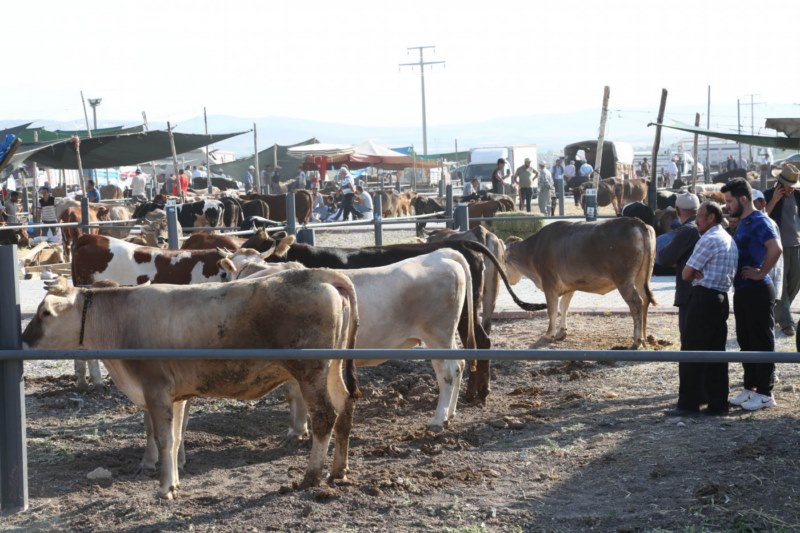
21;187;29;219
555;177;565;216
296;229;315;245
445;185;454;229
166;204;179;250
80;197;90;235
0;245;28;514
438;179;445;198
584;188;598;222
373;194;383;246
285;193;297;236
454;204;469;231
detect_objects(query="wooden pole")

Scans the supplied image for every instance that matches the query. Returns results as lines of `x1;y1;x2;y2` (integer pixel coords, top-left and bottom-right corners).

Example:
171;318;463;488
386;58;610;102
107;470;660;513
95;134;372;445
167;122;183;203
594;86;610;188
691;112;700;191
204;107;212;193
79;91;92;139
71;136;87;196
648;89;668;211
253;123;260;193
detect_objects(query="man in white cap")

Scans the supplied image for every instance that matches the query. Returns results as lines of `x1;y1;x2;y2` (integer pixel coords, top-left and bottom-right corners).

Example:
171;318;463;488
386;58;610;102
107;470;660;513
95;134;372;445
763;164;800;336
658;192;701;345
666;158;679;188
537;161;554;216
513;157;537;212
130;168;147;202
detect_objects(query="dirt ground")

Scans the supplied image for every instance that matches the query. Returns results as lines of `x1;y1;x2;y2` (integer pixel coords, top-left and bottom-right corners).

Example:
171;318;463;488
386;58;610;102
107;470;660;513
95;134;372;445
4;312;800;533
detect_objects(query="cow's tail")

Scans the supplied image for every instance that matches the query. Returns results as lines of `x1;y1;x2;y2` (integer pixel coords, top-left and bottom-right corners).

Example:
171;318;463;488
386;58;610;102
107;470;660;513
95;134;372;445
454;252;477;351
322;270;361;400
640;223;657;307
461;240;547;312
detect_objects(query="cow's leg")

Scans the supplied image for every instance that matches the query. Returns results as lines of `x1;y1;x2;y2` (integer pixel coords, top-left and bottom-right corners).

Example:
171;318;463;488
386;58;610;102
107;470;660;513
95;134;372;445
296;372;337;488
429;359;465;432
74;360;89;392
481;265;501;334
618;284;645;348
543;291;560;339
283;380;310;446
88;360;103;390
141;411;158;473
170;400;187;494
465;321;491;404
555;291;576;340
146;392;179;499
328;361;354;481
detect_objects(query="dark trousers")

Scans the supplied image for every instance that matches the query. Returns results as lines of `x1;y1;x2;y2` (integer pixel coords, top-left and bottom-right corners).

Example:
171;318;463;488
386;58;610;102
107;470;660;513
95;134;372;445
340;193;357;220
733;283;776;395
519;187;532;212
678;286;730;411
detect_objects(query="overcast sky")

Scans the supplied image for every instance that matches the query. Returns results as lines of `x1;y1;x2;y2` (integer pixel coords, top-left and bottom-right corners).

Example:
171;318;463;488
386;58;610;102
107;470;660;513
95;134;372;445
4;0;797;133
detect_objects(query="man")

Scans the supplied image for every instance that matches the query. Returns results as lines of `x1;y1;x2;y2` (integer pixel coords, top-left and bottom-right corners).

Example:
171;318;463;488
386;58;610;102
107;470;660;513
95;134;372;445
760;150;773;184
244;165;255;193
353;185;373;220
667;201;738;416
310;187;328;222
666;158;679;188
564;160;578;205
3;190;19;224
726;155;737;172
513;157;537;212
491;158;507;194
191;166;202;179
722;177;782;411
461;177;481;202
173;169;189;196
85;180;101;203
640;158;651;178
763;164;800;336
579;159;593;181
337;166;357;221
551;158;565;182
657;192;701;344
537;161;554;216
296;168;307;190
130;168;147;202
753;188;783;301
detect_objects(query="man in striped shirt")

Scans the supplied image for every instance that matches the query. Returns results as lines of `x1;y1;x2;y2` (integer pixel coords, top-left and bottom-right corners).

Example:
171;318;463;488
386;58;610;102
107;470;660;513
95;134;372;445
666;201;738;416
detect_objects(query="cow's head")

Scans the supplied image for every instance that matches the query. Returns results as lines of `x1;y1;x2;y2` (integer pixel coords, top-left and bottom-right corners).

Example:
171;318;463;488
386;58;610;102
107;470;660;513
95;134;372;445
142;209;178;247
216;246;276;281
22;277;82;350
502;236;525;285
203;200;224;227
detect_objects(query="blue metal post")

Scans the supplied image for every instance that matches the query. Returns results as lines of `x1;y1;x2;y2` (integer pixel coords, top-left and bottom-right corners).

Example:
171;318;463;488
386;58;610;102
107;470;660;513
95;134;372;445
0;245;28;514
454;204;469;231
297;229;315;245
80;197;90;235
285;192;297;236
584;188;598;222
438;179;445;198
554;177;565;216
373;194;383;246
166;204;179;250
445;185;454;229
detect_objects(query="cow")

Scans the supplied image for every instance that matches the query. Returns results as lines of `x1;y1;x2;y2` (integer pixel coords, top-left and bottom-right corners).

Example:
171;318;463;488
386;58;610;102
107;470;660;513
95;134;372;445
656;191;677;210
466;200;504;229
621;201;655;230
218;195;244;228
219;248;474;434
22;273;360;500
123;209;181;248
578;178;649;215
99;185;123;199
484;193;516;211
176;199;225;229
99;204;136;239
410;196;445;236
58;205;110;262
504;217;656;348
181;231;245;251
373;190;413;218
131;195;168;219
239;230;545;403
244;192;312;223
241;199;270;219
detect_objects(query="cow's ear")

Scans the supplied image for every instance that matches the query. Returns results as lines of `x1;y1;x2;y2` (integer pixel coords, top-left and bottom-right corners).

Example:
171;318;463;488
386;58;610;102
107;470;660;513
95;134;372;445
218;258;236;274
41;298;59;318
44;276;70;296
275;235;295;257
97;207;110;218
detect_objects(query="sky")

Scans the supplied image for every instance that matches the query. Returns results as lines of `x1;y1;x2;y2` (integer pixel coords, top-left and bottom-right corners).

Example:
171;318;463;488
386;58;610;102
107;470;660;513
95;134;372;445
3;0;798;151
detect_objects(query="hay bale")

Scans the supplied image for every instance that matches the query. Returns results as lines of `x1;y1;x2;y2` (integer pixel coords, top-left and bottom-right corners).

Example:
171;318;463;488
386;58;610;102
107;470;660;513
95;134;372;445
491;211;545;241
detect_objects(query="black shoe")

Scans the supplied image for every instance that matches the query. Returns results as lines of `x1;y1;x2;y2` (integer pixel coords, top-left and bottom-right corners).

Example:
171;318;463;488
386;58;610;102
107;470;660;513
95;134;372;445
702;406;730;416
664;407;700;417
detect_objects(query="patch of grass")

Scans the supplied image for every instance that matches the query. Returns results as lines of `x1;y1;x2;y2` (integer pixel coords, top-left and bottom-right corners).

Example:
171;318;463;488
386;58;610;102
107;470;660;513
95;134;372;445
490;211;545;241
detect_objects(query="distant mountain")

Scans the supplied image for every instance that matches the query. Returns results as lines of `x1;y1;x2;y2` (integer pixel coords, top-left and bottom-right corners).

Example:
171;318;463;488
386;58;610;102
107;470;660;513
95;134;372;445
4;102;796;159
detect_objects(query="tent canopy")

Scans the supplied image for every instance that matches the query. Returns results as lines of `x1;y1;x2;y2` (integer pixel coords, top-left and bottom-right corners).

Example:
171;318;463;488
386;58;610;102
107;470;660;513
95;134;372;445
16;125;146;144
214;138;320;182
650;120;800;150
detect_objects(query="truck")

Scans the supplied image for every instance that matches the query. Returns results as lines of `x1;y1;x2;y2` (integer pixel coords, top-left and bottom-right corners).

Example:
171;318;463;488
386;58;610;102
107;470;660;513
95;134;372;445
633;148;704;182
465;144;537;192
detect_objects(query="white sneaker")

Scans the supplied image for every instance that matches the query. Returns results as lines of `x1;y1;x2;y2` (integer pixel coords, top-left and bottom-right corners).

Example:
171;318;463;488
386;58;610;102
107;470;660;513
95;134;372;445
741;393;777;411
729;390;753;406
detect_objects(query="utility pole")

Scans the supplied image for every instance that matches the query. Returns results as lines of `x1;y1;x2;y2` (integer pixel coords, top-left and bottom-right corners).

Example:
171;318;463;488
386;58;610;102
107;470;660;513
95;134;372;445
737;99;742;166
399;46;444;156
743;93;762;165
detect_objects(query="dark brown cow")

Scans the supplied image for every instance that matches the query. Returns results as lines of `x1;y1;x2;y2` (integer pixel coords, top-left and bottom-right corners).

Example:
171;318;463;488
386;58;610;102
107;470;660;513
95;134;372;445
59;205;110;262
505;217;656;348
181;231;245;251
578;178;649;215
244;191;312;223
466;200;503;229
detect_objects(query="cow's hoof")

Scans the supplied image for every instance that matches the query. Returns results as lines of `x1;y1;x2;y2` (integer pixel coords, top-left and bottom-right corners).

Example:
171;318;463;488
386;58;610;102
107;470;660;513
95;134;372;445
428;424;445;434
157;486;177;500
554;330;567;341
75;380;89;393
136;463;158;478
298;472;322;489
90;383;107;394
329;467;349;481
279;433;309;449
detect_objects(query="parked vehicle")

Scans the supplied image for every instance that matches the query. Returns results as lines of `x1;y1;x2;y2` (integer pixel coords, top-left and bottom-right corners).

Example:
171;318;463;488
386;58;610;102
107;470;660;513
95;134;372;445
465;145;537;192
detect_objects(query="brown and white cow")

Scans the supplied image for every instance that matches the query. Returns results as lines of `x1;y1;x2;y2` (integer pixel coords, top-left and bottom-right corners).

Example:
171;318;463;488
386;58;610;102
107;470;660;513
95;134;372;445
578;177;649;215
504;217;656;348
219;248;474;433
22;273;360;500
58;205;110;262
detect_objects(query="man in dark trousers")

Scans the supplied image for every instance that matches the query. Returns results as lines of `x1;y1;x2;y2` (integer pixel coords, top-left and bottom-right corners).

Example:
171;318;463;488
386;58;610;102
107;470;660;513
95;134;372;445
666;201;738;416
657;192;700;344
491;158;507;194
723;177;783;411
763;164;800;336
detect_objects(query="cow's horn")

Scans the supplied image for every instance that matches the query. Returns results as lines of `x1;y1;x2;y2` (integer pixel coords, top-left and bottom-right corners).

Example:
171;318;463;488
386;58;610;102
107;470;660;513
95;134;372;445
45;276;70;296
216;247;234;259
259;241;277;259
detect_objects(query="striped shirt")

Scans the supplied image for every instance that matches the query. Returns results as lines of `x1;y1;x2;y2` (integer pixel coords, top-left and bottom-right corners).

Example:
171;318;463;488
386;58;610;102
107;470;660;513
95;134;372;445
685;224;738;292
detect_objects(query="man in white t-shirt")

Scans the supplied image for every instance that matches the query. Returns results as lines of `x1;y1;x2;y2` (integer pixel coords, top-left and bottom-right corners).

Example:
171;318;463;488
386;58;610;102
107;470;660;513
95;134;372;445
354;185;373;220
130;168;147;201
666;159;679;188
